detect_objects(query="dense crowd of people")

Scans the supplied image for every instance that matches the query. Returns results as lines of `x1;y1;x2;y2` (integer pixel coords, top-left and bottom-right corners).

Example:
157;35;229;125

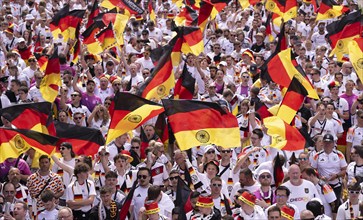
0;0;362;219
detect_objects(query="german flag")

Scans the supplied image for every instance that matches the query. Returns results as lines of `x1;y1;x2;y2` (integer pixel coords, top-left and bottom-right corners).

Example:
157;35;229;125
185;0;201;10
239;0;261;9
95;23;117;51
86;0;99;29
119;181;138;219
264;13;274;42
40;46;61;103
18;46;33;65
0;102;56;135
74;194;83;201
267;48;319;99
82;21;105;55
106;92;164;144
0;128;57;162
161;99;240;150
265;0;297;23
327;11;362;61
198;0;214;32
174;64;195;99
349;37;363;83
316;0;349;21
148;0;156;23
55;121;105;156
176;176;193;215
276;77;307;124
180;26;204;56
37;54;48;72
101;0;144;15
154;113;173;146
50;4;69;40
175;6;198;27
264;116;305;151
138;43;177;100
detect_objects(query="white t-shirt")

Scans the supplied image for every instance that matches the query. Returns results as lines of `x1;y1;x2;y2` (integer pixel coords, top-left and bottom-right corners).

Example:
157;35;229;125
337;200;359;220
38;207;58;220
315;181;336;217
346;126;363;149
131;186;149;219
282;180;320;213
66;180;97;212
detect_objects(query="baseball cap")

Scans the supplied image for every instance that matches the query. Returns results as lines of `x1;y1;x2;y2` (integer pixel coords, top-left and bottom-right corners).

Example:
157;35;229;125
323;134;334;142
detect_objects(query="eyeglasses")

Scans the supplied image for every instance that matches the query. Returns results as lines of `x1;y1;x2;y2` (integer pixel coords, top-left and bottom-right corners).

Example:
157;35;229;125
71;94;79;97
206;150;215;154
212;183;222;187
221;150;231;153
169;176;179;181
259;174;271;179
131;146;140;149
349;190;360;194
74;117;82;120
138;175;149;179
276;195;287;198
299;158;308;161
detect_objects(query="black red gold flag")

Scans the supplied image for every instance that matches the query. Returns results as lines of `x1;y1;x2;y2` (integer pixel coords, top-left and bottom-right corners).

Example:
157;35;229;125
175;6;198;26
174;64;195;100
55;121;105;156
316;0;349;21
40;46;61;102
119;180;138;219
101;0;144;15
239;0;261;9
161;99;240;150
265;0;297;23
106;92;164;144
86;0;100;29
0;128;58;162
348;37;363;82
95;23;117;51
0;102;55;135
82;21;105;54
264;116;305;151
276;77;307;124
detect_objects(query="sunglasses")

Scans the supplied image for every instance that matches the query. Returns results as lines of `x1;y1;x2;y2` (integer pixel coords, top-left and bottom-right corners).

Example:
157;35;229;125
214;47;220;49
242;76;249;78
212;183;222;187
138;175;148;179
60;147;68;150
74;117;82;120
113;83;121;86
299;158;308;161
29;60;36;62
221;150;231;153
206;150;215;154
104;102;111;105
259;174;271;179
349;190;360;194
71;94;79;97
131;146;140;149
169;176;178;181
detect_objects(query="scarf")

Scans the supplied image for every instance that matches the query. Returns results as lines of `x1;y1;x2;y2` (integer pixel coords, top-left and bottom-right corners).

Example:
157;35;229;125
98;200;117;220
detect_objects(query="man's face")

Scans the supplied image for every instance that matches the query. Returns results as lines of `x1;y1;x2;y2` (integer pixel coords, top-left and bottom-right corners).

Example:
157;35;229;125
275;190;288;206
105;177;117;187
258;172;272;186
239;173;247;185
13;203;26;219
250;134;260;146
288;166;301;182
210;180;222;195
39;158;50;172
43;199;54;211
169;174;179;187
86;82;95;93
144;126;155;138
10;82;19;92
137;170;151;187
73;113;83;126
100;192;112;206
3;184;15;202
268;211;281;220
100;78;108;89
8;169;20;184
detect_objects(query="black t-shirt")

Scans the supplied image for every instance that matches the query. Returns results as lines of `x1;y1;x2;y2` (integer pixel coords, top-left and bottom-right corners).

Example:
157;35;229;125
251;43;265;53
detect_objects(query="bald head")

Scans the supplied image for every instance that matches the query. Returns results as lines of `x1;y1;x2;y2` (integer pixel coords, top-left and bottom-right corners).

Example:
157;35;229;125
288;164;302;185
300;210;314;219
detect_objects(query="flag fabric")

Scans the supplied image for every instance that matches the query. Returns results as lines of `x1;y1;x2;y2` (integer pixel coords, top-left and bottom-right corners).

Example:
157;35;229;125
86;0;99;29
36;54;48;72
154;113;170;146
174;64;196;99
106;92;164;144
55;121;105;156
118;180;138;219
264;13;274;42
273;152;285;187
161;99;240;150
267;48;319;99
198;0;214;32
40;46;61;102
0;128;58;162
349;37;363;83
316;0;349;21
276;77;307;124
180;26;204;56
327;11;362;61
148;0;156;22
95;23;117;51
82;21;105;54
263;116;305;151
138;43;177;100
101;0;144;15
239;0;261;9
50;7;85;42
265;0;298;22
175;6;198;26
0;102;56;135
176;176;193;220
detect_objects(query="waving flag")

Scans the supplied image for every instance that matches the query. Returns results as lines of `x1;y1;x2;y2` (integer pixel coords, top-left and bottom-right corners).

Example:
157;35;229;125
162;99;240;150
174;64;195;99
349;37;363;83
40;46;61;102
316;0;349;21
106;92;164;144
101;0;144;15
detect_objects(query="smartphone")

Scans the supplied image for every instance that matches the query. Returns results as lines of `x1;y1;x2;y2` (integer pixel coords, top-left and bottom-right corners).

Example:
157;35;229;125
4;202;10;215
147;152;152;162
